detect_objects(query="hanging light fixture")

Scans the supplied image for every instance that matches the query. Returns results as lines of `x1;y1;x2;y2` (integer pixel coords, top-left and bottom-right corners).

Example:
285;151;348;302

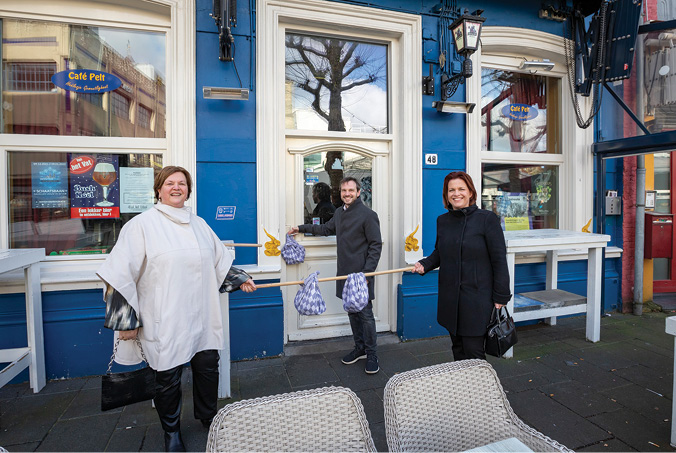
438;9;486;105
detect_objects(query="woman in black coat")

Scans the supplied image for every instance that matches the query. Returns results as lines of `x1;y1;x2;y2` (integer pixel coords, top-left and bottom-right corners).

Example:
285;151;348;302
413;171;511;360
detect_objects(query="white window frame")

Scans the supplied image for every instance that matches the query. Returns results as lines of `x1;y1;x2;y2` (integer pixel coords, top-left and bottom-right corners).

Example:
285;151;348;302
467;26;594;233
0;0;195;292
257;0;422;270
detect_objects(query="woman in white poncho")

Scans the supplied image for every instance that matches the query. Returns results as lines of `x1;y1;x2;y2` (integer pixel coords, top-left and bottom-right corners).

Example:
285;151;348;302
97;166;256;452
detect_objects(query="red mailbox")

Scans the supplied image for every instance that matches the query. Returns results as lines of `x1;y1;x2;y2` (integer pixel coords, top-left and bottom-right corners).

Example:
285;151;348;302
645;212;673;259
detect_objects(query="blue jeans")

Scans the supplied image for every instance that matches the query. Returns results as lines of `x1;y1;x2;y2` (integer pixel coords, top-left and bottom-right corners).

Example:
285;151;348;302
348;301;377;356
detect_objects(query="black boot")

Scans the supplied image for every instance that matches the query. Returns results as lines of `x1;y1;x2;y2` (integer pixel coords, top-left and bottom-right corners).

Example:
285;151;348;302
164;430;186;452
155;365;185;452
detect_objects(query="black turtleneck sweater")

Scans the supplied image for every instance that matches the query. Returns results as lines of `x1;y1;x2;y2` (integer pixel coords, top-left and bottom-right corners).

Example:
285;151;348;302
419;204;511;336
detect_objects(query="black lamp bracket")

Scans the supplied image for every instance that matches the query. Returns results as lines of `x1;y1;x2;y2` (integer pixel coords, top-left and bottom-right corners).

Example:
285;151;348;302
422;63;435;96
441;59;472;100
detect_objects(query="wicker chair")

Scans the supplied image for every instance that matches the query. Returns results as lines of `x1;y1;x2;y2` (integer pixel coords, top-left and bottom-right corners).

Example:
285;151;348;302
384;359;572;453
206;386;376;452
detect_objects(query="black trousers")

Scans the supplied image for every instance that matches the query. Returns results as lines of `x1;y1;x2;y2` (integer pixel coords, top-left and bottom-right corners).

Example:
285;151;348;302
348;301;377;356
449;334;486;361
154;350;219;433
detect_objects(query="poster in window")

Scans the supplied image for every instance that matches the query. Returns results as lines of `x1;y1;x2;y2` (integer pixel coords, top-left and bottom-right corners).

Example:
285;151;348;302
120;167;154;213
495;192;531;231
69;154;120;218
31;162;68;209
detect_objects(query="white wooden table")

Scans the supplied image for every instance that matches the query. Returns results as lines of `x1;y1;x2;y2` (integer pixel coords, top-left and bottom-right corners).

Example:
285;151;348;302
0;249;46;392
665;316;676;448
503;229;610;358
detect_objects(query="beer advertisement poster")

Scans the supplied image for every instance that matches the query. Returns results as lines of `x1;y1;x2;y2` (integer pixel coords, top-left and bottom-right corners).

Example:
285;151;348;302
31;162;68;209
68;154;120;219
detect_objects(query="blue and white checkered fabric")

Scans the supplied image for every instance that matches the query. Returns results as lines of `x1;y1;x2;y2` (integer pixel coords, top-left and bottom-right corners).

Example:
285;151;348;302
294;271;326;315
281;233;305;265
342;272;369;313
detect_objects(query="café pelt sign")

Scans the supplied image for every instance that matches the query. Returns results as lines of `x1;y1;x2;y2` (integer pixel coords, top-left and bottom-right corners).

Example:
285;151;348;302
501;103;538;121
51;69;121;93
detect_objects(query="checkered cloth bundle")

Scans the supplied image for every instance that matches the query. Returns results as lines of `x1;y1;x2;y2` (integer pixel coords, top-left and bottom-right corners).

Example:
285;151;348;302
281;233;305;265
294;271;326;315
342;272;369;313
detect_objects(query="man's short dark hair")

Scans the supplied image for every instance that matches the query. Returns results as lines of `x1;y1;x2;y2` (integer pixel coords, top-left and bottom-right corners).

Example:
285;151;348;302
339;176;361;191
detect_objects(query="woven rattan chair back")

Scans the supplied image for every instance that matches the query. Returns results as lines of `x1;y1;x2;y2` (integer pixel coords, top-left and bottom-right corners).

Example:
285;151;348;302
206;385;376;452
384;359;572;452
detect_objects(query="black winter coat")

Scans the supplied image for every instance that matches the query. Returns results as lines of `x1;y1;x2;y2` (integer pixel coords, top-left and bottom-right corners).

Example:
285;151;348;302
298;197;382;299
419;204;511;336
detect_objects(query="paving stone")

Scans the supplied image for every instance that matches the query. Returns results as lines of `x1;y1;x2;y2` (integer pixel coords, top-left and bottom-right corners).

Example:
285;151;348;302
500;371;552;394
376;349;424;375
599;383;672;424
234;356;283;371
0;441;40;451
414;350;454;367
577;438;637;451
237;365;291;400
588;408;673;452
105;425;146;452
537;351;632;391
36;413;118;452
286;357;340;388
508;389;610;450
571;342;641;370
116;398;159;428
327;356;389;392
355;388;384;425
0;391;76;445
62;388;121;419
399;336;451;356
612;365;673;399
0;382;29;401
139;423;164;452
539;380;621;418
369;420;387;452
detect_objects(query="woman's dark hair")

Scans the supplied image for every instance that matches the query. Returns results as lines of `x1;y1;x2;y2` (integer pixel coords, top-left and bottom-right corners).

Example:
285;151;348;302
313;182;332;202
154;166;193;201
442;171;477;209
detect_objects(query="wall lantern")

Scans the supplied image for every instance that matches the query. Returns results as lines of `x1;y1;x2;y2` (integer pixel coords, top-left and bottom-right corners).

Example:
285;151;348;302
439;9;486;102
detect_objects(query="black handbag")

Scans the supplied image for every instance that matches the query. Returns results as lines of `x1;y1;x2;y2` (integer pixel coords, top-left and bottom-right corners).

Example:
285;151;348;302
485;306;518;357
101;338;156;411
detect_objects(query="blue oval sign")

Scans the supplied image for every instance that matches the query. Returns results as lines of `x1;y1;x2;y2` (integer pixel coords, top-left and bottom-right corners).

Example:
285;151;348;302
51;69;121;93
501;103;538;121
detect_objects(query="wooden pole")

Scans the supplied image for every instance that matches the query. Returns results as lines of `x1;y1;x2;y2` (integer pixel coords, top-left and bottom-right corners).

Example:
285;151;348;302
256;267;414;289
222;243;263;247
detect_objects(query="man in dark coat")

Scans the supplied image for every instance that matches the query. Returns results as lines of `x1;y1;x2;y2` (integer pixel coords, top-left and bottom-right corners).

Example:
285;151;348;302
290;177;383;374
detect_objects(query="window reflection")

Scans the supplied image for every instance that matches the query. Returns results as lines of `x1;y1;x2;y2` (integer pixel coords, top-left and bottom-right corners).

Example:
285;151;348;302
303;151;372;225
481;69;560;153
2;19;166;137
481;163;558;230
285;32;388;134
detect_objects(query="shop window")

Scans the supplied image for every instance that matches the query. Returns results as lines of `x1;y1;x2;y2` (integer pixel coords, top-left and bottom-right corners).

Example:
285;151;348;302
137;104;152;129
1;18;166;137
8;151;162;255
481;69;560;154
3;61;56;92
482;163;558;230
285;32;389;134
480;67;562;230
302;151;372;226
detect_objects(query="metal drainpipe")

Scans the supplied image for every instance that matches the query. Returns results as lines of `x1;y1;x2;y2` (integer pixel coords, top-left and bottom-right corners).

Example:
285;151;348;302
634;31;646;316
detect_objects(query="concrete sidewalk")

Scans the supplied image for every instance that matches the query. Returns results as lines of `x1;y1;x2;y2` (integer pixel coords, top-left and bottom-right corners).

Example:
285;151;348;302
1;312;675;452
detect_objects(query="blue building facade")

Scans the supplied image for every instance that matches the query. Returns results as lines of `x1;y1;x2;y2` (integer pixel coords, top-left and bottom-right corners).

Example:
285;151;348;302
0;0;622;382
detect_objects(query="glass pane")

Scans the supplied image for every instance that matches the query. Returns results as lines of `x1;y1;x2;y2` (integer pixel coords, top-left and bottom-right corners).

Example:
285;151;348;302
285;32;388;134
643;30;676;133
2;18;166;137
302;151;372;226
481;163;558;230
481;69;560;153
654;152;671;280
9;151;162;255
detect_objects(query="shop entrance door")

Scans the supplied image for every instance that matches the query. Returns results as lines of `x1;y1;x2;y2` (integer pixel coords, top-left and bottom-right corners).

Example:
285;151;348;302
653;152;676;292
283;142;391;341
